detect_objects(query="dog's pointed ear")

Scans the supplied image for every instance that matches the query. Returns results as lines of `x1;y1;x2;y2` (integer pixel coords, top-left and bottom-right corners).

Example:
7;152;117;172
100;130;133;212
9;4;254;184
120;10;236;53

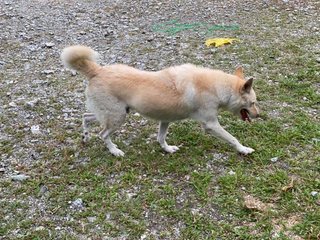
242;77;254;94
235;66;244;79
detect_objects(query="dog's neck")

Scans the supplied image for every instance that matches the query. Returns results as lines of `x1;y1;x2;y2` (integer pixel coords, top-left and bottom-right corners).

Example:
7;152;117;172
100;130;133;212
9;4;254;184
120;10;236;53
217;76;244;112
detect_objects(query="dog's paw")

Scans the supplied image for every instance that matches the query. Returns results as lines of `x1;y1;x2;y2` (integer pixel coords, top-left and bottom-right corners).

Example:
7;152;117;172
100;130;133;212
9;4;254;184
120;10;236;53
110;142;118;148
164;145;180;153
110;148;125;157
237;146;255;155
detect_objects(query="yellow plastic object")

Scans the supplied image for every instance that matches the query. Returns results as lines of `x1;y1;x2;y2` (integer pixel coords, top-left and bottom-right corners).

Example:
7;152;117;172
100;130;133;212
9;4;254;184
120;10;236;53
205;38;239;47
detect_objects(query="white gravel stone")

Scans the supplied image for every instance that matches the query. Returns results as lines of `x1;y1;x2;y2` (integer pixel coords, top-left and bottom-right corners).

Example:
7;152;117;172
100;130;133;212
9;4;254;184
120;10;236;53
31;125;41;135
10;174;30;181
270;157;279;162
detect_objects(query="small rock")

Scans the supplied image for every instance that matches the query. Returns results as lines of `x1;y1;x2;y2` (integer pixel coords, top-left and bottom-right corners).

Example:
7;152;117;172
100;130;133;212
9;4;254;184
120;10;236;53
11;174;30;182
87;216;97;223
31;125;41;135
70;70;77;76
147;37;154;42
270;157;279;162
70;198;84;210
133;112;140;117
316;58;320;63
312;138;320;143
191;208;200;215
9;101;17;107
311;191;318;197
140;234;147;240
35;226;45;231
45;42;55;48
0;168;5;173
39;184;49;196
228;170;236;175
42;70;54;75
105;213;111;220
26;99;39;108
127;192;137;200
140;119;148;126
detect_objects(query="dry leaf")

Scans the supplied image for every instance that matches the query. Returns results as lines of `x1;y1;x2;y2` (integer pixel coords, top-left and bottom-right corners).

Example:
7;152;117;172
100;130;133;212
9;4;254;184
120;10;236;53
282;178;294;192
205;38;239;47
244;194;268;212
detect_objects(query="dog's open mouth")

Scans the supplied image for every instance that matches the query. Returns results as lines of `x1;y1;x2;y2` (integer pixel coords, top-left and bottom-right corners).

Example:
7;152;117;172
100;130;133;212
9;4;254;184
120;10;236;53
240;109;251;122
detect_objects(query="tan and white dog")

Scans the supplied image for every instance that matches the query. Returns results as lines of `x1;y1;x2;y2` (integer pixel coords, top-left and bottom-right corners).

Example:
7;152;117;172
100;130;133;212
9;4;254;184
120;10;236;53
61;45;259;157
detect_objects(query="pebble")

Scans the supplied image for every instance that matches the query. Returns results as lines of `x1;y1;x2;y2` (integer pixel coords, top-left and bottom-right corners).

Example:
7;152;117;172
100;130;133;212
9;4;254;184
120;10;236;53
312;138;320;143
9;101;17;107
70;198;85;210
127;192;137;200
39;184;49;196
140;119;148;126
44;42;55;48
270;157;279;162
105;213;111;220
311;191;318;197
11;174;30;182
228;170;236;175
25;99;39;108
42;70;54;75
35;226;45;231
31;125;41;135
140;234;147;240
70;70;77;76
87;216;97;223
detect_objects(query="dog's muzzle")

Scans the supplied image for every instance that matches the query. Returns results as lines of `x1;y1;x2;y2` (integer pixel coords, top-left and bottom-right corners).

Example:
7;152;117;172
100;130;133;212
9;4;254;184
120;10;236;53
240;109;251;122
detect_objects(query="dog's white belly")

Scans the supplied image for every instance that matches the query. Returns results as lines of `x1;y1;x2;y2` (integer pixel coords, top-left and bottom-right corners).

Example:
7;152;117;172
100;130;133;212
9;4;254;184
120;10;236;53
135;107;191;122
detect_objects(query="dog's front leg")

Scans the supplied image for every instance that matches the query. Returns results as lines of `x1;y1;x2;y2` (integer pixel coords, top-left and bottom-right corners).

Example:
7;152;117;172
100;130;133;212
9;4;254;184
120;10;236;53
157;122;179;153
204;120;254;155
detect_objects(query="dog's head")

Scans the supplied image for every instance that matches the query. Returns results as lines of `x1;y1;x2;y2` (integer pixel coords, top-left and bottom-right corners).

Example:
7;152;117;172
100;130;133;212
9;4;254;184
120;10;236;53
231;66;260;122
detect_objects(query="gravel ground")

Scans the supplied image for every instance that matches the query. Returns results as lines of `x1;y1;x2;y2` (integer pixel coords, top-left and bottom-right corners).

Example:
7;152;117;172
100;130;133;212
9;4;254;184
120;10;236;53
1;0;317;170
1;0;319;239
0;0;253;176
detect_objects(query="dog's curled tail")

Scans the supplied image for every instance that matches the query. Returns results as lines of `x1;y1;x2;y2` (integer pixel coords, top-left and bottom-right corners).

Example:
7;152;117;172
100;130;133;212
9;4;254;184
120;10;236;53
61;45;100;78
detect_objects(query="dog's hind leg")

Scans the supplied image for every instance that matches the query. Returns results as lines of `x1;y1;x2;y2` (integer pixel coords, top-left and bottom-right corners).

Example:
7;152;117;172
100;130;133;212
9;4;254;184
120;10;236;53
100;127;124;157
98;106;127;157
157;121;179;153
82;113;96;143
86;92;127;156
